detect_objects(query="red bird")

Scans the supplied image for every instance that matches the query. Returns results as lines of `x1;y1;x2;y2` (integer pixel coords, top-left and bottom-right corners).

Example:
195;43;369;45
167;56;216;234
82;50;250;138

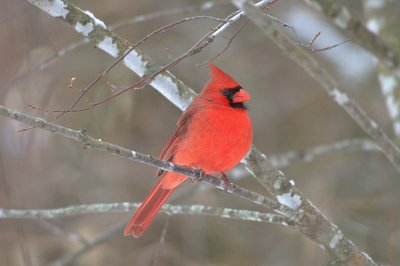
124;64;253;238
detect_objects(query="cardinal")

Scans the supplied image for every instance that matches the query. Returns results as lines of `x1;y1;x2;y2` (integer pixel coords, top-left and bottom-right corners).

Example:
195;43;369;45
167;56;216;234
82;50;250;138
124;64;253;238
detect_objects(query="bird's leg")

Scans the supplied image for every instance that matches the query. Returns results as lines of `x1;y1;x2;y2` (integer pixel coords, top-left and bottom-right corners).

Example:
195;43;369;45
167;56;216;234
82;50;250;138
188;164;205;183
220;172;230;191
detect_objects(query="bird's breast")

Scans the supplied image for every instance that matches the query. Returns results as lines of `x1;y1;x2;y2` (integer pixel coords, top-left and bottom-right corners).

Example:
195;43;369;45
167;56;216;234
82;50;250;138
174;106;252;173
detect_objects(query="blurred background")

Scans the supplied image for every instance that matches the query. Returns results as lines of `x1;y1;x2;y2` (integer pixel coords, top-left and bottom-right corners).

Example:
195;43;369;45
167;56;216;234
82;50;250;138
1;0;399;265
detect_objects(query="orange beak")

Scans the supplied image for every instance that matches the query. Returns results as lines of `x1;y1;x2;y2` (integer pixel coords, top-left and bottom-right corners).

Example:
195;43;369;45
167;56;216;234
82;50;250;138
232;89;250;103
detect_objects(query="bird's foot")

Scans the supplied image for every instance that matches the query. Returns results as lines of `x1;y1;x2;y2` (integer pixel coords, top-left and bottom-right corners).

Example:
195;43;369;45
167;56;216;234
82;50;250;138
220;172;231;191
188;164;205;183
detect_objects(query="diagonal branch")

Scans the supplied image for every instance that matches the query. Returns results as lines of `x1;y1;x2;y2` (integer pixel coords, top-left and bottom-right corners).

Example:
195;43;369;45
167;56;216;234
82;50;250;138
26;0;274;115
27;0;195;110
233;0;400;174
232;1;381;264
2;2;227;96
49;222;126;266
52;15;226;119
303;0;400;72
304;0;400;138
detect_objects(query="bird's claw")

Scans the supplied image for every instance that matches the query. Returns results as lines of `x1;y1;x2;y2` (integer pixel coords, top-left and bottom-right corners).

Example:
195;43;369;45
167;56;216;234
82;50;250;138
189;164;205;183
221;172;231;191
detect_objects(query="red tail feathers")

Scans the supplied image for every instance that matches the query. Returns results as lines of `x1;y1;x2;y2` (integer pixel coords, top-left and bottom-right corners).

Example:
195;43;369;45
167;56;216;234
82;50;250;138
124;173;184;238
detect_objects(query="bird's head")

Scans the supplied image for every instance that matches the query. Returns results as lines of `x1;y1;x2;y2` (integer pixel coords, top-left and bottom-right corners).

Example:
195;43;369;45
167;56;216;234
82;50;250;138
201;64;250;109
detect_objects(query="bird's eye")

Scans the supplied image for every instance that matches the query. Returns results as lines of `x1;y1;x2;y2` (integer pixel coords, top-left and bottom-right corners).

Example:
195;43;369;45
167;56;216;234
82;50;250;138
220;86;241;99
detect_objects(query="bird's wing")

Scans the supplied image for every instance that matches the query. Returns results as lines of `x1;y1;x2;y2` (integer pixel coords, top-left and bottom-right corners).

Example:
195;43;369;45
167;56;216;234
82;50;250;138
156;106;196;177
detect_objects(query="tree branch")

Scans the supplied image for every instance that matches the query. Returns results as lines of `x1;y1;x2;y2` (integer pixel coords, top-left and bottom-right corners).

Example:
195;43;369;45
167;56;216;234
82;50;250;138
303;0;400;71
27;0;194;110
231;1;380;264
2;202;293;266
304;0;400;138
270;138;380;168
3;2;227;95
49;222;126;266
26;0;274;114
233;0;400;174
0;203;294;227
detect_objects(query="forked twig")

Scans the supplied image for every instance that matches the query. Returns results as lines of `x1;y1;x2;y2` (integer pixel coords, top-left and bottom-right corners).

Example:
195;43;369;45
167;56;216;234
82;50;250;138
262;12;349;52
2;2;229;97
49;222;126;266
46;0;276;116
197;20;250;67
54;16;226;120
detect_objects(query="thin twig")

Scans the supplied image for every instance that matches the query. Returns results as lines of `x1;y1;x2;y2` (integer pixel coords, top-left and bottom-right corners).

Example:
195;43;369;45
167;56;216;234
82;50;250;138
56;1;275;114
48;0;274;116
109;1;230;30
262;12;349;52
49;222;126;266
23;0;277;118
46;9;254;114
54;16;226;120
197;19;250;67
2;2;228;96
152;217;170;266
46;203;293;265
37;220;88;245
269;138;380;168
303;0;400;72
48;29;216;114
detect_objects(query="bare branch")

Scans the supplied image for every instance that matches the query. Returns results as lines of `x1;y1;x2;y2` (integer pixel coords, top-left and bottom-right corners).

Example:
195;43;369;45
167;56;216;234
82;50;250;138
3;0;230;95
2;201;294;266
231;1;381;264
27;0;196;112
49;222;126;266
243;146;377;265
54;16;226;120
152;216;170;266
234;0;400;175
197;20;250;67
3;2;226;94
38;220;88;244
109;1;230;30
262;12;348;52
304;0;400;139
56;0;275;115
303;0;400;71
0;203;294;227
269;138;380;168
361;0;400;139
25;0;274;119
